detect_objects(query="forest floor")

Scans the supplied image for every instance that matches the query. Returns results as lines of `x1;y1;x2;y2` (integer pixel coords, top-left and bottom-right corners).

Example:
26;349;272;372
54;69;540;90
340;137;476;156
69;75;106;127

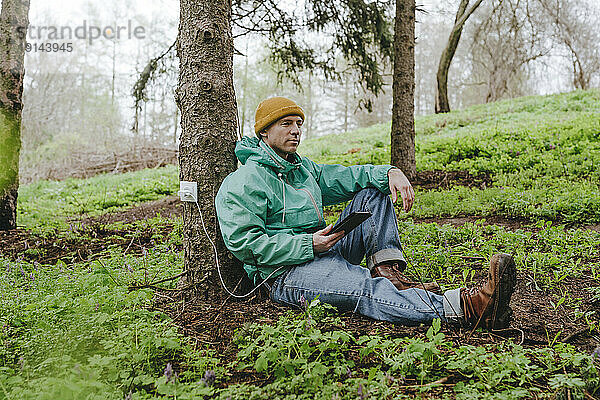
3;171;599;367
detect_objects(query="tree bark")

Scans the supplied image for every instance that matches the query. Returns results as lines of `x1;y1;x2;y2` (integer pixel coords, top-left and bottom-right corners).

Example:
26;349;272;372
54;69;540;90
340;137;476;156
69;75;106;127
177;0;242;298
435;0;484;114
390;0;416;180
0;0;29;231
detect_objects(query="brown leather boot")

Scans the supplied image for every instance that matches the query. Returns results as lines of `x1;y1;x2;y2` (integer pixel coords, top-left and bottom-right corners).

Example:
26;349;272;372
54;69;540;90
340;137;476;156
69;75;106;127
460;253;517;330
371;262;441;294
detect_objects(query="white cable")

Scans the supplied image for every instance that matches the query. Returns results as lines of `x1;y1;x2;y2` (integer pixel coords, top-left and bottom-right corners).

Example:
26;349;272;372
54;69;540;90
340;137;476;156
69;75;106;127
189;191;285;298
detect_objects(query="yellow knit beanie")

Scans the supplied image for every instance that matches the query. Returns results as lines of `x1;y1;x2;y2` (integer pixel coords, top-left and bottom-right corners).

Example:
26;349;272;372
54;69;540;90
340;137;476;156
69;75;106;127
254;97;305;135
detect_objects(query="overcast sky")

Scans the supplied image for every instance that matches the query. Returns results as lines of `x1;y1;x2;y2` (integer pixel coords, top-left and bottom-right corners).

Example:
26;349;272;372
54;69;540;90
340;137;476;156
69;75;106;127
31;0;179;24
26;0;179;55
24;0;180;79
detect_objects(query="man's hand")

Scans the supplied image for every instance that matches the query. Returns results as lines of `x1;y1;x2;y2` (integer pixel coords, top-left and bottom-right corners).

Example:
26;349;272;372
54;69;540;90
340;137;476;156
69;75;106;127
388;168;415;212
312;224;345;254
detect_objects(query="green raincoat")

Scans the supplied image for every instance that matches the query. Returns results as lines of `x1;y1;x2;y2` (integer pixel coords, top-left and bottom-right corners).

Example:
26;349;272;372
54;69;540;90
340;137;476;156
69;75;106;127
215;136;394;283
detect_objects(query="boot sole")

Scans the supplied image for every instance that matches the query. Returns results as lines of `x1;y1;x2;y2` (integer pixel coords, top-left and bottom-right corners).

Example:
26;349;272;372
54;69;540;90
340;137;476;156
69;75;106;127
490;253;517;329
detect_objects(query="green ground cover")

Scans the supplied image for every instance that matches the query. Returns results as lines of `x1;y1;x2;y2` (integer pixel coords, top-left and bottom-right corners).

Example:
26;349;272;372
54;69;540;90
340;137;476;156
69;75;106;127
17;165;178;232
3;89;600;399
2;220;599;399
0;228;220;400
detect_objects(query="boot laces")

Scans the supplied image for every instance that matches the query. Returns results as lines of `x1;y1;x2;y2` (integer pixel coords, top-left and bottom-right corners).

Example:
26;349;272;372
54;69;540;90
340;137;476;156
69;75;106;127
465;284;483;296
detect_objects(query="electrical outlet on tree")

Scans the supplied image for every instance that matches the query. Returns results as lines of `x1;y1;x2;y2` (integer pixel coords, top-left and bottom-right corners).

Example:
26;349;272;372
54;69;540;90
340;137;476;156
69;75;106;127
179;181;197;202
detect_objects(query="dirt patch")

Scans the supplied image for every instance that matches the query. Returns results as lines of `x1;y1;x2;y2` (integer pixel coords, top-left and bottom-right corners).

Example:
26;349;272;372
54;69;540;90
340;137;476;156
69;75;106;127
0;197;183;264
0;222;178;265
413;170;492;190
409;216;600;232
77;196;182;226
584;224;600;232
513;274;600;350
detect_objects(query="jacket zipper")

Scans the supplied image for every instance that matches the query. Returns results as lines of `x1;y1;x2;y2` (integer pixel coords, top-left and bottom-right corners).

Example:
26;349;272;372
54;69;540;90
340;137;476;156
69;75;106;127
280;174;323;225
299;188;323;224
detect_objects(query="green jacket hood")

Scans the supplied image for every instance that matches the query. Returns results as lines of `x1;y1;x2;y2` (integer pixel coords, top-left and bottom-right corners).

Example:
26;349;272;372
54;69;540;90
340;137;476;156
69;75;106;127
235;136;302;174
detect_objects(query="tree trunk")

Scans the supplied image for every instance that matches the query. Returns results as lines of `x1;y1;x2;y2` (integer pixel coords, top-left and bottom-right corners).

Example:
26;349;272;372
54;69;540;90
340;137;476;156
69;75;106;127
390;0;416;180
177;0;242;298
0;0;29;231
173;106;178;144
571;51;588;90
435;0;484;114
435;0;469;114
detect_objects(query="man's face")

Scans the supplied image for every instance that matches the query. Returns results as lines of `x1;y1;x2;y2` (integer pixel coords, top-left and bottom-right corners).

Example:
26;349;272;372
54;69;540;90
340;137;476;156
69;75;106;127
262;115;303;160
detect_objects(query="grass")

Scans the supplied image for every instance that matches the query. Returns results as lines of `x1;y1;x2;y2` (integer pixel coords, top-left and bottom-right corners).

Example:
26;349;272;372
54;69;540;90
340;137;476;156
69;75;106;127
404;181;600;223
301;89;600;162
17;165;178;232
2;221;600;398
0;233;196;400
3;89;600;398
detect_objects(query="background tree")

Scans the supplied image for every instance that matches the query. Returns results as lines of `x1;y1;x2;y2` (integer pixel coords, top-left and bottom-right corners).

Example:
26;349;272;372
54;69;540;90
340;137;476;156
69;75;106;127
414;18;451;114
0;0;29;230
177;0;241;296
537;0;600;90
390;0;416;180
467;0;550;103
435;0;484;114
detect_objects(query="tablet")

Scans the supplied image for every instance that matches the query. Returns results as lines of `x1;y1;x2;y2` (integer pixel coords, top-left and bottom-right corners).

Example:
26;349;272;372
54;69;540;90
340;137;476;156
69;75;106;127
329;211;372;235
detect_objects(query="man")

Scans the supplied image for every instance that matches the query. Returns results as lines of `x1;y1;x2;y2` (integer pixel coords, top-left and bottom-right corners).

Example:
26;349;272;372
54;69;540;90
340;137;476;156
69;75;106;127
215;96;516;328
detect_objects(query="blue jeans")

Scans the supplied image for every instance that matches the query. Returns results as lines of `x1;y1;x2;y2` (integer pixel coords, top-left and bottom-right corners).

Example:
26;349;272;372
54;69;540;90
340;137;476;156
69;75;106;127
269;188;462;325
